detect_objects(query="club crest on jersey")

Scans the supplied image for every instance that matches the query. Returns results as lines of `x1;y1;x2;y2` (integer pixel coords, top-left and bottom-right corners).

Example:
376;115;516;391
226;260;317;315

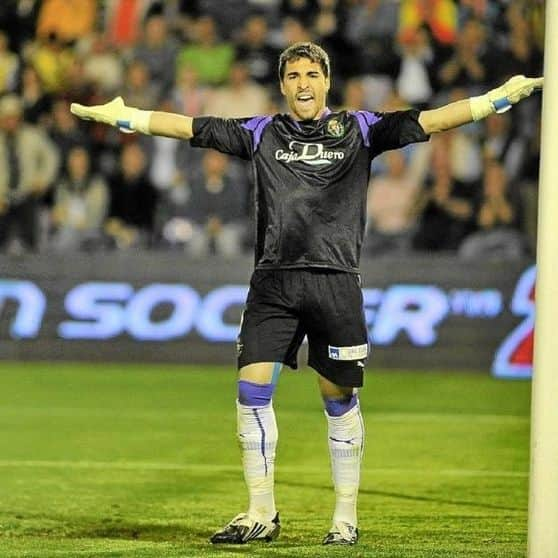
275;141;345;166
327;118;344;138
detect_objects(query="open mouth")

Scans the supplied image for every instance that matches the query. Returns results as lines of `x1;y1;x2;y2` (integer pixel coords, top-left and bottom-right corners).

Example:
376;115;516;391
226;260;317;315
296;93;314;107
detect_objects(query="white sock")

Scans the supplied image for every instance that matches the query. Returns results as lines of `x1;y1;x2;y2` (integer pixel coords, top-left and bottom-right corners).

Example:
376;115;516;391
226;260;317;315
237;400;278;522
326;403;364;527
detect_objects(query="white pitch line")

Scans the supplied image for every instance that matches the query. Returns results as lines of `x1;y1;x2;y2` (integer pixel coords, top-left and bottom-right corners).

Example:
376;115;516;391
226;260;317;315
0;406;530;423
0;459;528;477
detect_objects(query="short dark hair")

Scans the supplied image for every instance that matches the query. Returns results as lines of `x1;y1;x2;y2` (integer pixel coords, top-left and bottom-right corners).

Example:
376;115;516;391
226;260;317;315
278;42;330;81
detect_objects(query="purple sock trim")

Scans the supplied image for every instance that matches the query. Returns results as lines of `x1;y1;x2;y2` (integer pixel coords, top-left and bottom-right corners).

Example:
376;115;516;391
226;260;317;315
238;380;275;406
324;394;357;417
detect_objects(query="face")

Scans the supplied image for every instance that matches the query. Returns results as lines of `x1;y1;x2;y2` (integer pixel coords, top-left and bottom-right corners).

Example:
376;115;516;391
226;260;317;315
0;114;20;133
245;16;267;44
280;57;330;121
122;144;146;177
127;62;149;88
68;147;89;180
203;150;228;176
145;16;166;45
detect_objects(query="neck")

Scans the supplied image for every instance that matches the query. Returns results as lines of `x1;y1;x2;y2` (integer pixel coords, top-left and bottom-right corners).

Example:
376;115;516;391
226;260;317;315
290;106;330;122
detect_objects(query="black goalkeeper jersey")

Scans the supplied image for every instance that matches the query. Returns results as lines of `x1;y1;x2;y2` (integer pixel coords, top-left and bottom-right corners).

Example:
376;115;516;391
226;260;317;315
191;108;429;273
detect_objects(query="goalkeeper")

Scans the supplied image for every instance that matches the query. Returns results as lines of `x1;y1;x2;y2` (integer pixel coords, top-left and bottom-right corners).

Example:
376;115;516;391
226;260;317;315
71;42;543;546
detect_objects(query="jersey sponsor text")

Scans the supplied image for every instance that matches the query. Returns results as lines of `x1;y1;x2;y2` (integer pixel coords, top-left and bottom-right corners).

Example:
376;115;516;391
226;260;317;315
275;141;345;166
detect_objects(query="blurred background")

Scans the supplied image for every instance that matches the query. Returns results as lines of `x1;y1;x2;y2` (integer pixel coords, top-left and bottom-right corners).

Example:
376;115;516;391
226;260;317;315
0;0;544;377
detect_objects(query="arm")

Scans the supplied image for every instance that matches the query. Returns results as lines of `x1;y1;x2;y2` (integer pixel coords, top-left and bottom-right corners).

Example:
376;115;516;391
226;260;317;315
149;111;193;139
418;75;543;135
70;97;194;139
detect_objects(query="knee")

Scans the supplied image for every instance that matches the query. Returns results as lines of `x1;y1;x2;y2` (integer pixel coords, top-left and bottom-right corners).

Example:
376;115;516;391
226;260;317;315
238;380;275;407
323;392;358;417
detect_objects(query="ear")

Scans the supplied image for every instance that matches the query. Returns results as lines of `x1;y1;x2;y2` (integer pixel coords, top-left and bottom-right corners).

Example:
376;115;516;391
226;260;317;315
280;79;286;96
325;75;331;93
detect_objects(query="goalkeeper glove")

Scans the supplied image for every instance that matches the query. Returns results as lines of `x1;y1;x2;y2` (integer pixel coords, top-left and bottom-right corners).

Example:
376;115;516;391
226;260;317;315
70;96;152;134
470;75;543;121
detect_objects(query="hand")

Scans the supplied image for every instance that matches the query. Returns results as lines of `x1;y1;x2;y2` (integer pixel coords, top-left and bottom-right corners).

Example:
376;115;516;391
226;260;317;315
470;75;543;121
488;75;544;113
70;97;151;134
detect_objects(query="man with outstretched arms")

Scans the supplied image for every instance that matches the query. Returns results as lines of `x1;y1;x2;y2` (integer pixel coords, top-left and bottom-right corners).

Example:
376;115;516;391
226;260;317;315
71;42;543;546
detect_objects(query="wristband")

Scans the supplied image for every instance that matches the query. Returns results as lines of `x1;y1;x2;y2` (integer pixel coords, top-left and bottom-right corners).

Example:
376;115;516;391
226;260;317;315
117;108;153;134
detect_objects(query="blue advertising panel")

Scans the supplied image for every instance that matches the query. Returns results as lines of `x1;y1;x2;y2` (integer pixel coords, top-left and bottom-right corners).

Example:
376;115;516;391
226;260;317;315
0;253;534;377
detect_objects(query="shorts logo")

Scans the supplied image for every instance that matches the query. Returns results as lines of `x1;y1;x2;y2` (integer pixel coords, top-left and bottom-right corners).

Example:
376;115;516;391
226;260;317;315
327;118;344;138
328;344;368;361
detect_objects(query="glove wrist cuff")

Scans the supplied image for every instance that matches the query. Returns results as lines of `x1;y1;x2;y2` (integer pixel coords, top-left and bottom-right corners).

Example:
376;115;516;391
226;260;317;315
116;108;153;134
132;109;152;134
469;94;494;121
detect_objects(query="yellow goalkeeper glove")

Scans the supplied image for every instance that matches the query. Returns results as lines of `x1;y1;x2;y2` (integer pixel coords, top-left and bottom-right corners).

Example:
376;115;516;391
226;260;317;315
70;96;152;134
470;75;544;121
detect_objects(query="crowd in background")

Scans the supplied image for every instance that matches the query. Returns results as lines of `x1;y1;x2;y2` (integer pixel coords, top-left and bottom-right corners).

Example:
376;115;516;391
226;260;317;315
0;0;544;259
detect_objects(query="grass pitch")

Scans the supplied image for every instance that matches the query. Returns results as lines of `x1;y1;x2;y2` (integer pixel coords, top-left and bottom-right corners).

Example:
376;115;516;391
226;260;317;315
0;362;530;557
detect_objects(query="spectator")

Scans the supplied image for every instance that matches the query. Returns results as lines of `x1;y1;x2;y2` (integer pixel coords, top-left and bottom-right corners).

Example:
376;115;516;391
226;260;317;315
157;150;247;256
413;135;475;252
496;2;543;82
311;0;360;81
365;143;430;256
49;98;90;173
205;61;270;118
37;0;97;43
62;57;97;107
81;32;125;96
19;65;53;126
50;146;109;251
338;78;367;111
132;15;179;100
194;0;252;39
176;15;235;86
399;0;458;46
0;2;543;259
0;31;19;94
104;0;153;48
144;99;197;192
394;26;435;108
437;19;490;92
236;14;279;86
0;1;39;53
106;142;158;249
280;16;313;48
121;59;160;110
30;33;75;94
345;0;399;75
279;0;317;27
481;112;527;181
439;88;482;186
0;94;59;253
172;63;210;116
459;160;525;260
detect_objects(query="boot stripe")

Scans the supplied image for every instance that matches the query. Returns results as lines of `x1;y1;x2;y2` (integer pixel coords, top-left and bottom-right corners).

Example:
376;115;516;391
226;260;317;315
246;523;265;540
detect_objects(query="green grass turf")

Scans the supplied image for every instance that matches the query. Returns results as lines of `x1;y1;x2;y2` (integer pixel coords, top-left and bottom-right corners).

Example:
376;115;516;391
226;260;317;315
0;362;530;557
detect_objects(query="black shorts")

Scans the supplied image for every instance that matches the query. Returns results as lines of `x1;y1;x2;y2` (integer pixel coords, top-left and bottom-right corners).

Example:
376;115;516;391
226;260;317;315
237;269;369;387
